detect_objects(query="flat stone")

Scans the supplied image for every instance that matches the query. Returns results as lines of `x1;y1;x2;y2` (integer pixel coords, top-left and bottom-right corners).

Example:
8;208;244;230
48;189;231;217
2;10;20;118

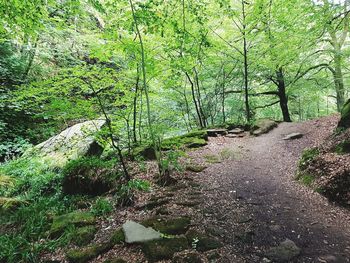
207;129;228;137
266;239;301;262
283;132;303;140
228;128;244;134
122;220;162;244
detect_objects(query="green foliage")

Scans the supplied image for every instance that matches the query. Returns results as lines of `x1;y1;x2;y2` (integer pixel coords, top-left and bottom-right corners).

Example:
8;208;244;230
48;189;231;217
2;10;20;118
117;179;150;206
299;173;315;187
298;148;320;171
91;198;113;217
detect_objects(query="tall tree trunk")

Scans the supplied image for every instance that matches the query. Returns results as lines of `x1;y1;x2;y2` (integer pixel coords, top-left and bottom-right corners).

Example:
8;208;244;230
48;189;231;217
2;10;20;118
193;67;207;127
276;67;292;122
185;71;204;128
222;68;226;123
242;0;251;122
132;66;140;143
333;52;345;111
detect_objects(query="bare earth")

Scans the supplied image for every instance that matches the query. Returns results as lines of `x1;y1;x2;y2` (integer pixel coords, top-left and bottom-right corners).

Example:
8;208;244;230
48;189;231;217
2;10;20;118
190;116;350;262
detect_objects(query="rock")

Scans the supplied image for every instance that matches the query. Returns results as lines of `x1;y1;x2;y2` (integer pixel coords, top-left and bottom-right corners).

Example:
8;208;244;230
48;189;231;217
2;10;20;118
122;220;162;244
142;236;189;262
72;226;97;246
62;156;119;196
142;217;191;235
49;211;96;238
132;131;208;160
172;251;204;263
185;164;207;173
25;120;105;167
207;129;228;137
228;128;244;134
319;255;339;262
186;230;222;252
252;119;277;136
283;133;303;140
234;230;255;243
338;99;350;129
66;242;112;263
265;239;301;262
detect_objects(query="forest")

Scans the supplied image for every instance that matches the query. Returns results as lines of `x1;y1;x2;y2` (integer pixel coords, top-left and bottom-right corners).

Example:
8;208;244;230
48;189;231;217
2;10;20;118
1;0;350;262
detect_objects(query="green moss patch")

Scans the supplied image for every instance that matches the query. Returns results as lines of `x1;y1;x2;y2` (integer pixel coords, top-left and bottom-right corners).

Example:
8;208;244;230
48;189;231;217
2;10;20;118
334;140;350;154
142;236;189;262
142;216;191;235
185;164;207;173
108;228;125;245
299;173;315;187
203;154;221;164
186;230;222;252
66;242;112;263
72;226;97;246
132;131;208;160
298;148;319;171
49;211;96;238
103;259;127;263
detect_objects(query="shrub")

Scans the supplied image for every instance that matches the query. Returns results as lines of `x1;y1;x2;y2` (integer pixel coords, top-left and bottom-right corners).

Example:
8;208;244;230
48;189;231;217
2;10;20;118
298;148;319;170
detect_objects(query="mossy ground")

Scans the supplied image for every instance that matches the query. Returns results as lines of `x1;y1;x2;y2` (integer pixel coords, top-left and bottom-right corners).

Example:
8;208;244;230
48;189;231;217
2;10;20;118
72;226;97;246
185;230;222;252
141;217;191;235
49;211;96;238
298;148;319;171
66;242;112;263
142;236;189;262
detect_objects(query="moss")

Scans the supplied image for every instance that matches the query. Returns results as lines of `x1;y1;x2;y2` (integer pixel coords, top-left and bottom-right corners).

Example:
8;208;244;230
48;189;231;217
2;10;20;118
62;157;120;196
219;148;235;160
108;228;125;245
132;131;208;160
334;140;350;154
72;226;97;246
251;119;277;136
186;230;222;252
299;173;315;187
142;236;189;262
338;99;350;129
203;154;221;164
142;217;191;235
49;211;96;238
298;148;319;170
66;242;112;263
185;164;207;173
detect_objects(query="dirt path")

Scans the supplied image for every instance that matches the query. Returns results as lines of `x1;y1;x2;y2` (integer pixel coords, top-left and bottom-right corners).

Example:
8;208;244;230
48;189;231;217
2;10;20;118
191;117;350;262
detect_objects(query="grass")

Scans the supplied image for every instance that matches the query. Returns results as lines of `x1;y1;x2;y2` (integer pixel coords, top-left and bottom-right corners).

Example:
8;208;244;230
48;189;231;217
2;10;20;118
203;154;221;164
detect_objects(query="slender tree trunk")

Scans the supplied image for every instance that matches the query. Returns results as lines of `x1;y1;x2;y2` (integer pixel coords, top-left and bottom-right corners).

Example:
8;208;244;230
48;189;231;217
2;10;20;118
276;67;292;122
333;52;345;111
129;0;161;174
193;67;206;127
185;71;204;128
132;66;140;143
242;0;251;122
222;68;226;123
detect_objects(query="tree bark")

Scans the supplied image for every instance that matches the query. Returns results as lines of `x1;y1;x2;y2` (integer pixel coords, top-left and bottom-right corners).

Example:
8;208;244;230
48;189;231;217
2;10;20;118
276;67;292;122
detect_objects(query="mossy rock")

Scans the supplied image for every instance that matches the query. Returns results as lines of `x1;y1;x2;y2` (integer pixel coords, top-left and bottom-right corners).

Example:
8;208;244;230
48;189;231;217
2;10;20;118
186;230;222;252
251;119;277;136
62;157;120;196
185;164;207;173
132;131;208;160
142;236;189;262
338;99;350;129
66;242;112;263
72;226;97;246
49;211;96;238
334;140;350;154
298;148;319;171
142;217;191;235
108;228;125;245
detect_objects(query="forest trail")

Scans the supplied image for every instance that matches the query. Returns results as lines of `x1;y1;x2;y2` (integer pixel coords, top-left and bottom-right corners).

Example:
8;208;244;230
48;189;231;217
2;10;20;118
191;117;350;262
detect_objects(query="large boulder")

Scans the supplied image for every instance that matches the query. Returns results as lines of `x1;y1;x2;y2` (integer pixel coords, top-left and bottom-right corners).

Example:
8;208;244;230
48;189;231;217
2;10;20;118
338;99;350;129
25;120;105;167
252;119;278;136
